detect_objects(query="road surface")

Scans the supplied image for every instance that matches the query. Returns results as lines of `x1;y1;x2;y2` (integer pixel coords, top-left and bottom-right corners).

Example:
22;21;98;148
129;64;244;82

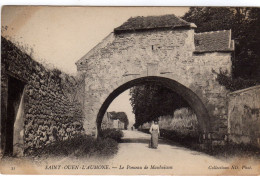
54;130;258;175
105;130;231;174
4;130;258;175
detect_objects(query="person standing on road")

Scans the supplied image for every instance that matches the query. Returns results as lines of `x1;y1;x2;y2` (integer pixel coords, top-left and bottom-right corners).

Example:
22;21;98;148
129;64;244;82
149;120;160;149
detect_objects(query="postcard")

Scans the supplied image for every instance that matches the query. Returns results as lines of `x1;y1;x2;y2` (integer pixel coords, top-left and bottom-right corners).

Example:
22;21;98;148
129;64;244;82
1;6;260;175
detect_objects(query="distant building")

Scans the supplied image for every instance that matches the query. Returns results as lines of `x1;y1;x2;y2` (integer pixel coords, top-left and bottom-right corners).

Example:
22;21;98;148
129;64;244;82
101;112;126;130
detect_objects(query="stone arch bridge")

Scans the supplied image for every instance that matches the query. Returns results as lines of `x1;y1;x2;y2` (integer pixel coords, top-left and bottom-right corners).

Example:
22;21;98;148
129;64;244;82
76;15;234;142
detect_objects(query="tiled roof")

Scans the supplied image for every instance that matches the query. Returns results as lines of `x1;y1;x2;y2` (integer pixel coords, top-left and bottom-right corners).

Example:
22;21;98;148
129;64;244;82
114;14;195;34
194;30;234;53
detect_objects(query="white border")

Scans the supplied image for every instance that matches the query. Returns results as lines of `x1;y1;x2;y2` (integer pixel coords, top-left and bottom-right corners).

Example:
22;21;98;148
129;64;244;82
0;0;260;6
1;1;259;176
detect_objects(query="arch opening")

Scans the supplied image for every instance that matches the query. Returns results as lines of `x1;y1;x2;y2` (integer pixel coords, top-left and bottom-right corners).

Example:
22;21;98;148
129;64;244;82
96;76;211;136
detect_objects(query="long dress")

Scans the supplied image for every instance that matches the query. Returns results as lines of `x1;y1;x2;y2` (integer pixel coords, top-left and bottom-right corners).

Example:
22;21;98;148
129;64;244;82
149;124;159;148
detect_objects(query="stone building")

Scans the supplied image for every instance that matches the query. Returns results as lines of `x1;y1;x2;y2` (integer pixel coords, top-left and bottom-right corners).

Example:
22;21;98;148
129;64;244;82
75;14;234;142
102;112;127;130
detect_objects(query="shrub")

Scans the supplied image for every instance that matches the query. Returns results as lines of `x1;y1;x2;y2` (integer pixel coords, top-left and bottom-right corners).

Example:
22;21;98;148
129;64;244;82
216;70;258;91
77;137;118;158
157;108;199;137
29;134;118;158
210;143;260;159
99;128;124;142
139;128;199;146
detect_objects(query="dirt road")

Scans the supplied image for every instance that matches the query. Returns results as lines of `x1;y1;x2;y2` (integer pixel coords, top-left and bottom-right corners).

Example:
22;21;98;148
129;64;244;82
105;130;259;175
3;130;258;175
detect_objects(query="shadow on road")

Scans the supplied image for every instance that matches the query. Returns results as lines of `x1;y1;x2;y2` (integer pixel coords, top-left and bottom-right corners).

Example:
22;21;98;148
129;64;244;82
121;136;177;146
120;131;196;152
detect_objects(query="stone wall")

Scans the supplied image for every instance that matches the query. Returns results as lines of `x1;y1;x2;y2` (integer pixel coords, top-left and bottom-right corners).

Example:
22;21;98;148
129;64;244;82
1;67;8;156
1;37;84;156
228;85;260;147
76;29;232;140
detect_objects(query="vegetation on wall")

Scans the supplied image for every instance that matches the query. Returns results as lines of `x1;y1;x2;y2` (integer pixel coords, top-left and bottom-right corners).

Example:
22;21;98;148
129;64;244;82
182;7;260;82
215;70;258;91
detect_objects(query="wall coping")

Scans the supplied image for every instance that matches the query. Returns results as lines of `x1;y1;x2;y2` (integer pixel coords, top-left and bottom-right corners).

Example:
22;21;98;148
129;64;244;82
228;85;260;96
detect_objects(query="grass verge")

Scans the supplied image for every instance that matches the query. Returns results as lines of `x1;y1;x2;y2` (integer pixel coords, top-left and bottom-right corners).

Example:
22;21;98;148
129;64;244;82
28;129;123;159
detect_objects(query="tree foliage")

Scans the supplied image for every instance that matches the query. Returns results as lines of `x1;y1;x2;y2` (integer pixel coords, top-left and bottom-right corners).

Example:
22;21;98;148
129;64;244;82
129;84;189;128
183;7;260;82
109;111;129;129
215;70;257;91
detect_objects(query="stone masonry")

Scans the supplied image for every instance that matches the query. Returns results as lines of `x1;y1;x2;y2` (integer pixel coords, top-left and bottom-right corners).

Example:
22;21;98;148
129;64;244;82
228;85;260;147
1;37;84;156
76;15;234;142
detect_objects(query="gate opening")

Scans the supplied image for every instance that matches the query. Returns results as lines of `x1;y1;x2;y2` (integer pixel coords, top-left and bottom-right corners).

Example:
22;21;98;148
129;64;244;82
4;76;26;156
97;76;211;136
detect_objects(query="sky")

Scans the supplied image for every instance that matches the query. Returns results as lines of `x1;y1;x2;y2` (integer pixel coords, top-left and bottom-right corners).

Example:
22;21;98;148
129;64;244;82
2;6;189;74
107;89;135;126
1;6;189;124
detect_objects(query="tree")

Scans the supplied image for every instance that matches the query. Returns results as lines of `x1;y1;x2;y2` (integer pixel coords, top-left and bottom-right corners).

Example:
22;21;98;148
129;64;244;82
183;7;260;82
129;84;189;128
